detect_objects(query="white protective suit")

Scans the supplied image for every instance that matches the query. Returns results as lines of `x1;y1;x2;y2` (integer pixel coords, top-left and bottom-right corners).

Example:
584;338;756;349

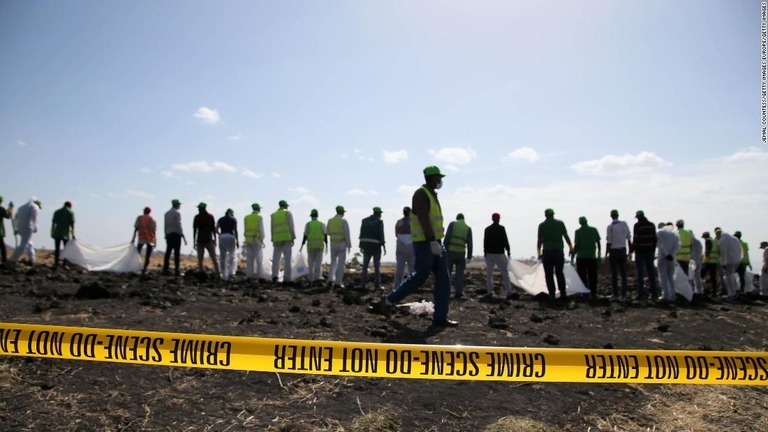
718;232;743;298
10;198;40;263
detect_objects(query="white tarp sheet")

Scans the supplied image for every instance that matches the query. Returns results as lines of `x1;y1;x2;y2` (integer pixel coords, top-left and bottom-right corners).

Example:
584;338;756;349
61;239;142;273
673;263;693;302
507;259;589;297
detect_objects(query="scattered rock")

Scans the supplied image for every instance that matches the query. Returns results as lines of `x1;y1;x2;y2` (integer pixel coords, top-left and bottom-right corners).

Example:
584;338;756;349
657;324;670;332
488;316;508;329
529;313;544;323
370;328;389;338
543;334;560;345
603;343;614;349
289;305;301;313
75;281;111;299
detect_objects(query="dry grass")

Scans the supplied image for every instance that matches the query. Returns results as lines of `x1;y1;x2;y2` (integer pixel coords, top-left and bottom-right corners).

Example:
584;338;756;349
485;416;558;432
586;385;768;431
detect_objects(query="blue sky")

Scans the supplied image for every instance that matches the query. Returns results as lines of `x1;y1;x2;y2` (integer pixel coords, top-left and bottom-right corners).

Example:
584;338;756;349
1;0;766;266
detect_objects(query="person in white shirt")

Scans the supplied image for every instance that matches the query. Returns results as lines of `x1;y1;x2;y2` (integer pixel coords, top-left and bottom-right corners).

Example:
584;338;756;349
656;222;680;303
10;197;41;264
718;230;743;299
605;209;631;300
690;234;704;296
759;241;768;297
394;207;415;291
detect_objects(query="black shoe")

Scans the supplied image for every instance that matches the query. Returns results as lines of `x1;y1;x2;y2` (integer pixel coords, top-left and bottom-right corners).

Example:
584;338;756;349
374;296;395;318
432;319;459;328
506;292;520;300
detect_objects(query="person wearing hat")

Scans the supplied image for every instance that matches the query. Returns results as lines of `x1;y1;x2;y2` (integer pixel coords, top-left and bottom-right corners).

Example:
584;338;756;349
759;241;768;297
131;206;156;274
733;231;752;292
631;210;657;301
193;202;220;276
573;216;601;300
383;165;458;327
50;201;75;270
444;212;473;300
271;200;295;284
656;222;680;303
9;197;41;264
393;206;416;291
675;219;693;276
718;229;743;299
301;209;327;285
243;203;266;280
359;206;386;290
605;209;631;300
327;205;351;289
216;208;239;281
0;196;14;264
163;199;187;277
483;212;513;299
537;208;573;302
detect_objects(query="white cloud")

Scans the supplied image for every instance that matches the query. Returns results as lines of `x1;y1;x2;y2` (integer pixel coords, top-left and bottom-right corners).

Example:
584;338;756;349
294;195;320;206
140;167;152;173
571;151;670;175
289;187;311;194
429;147;477;167
397;185;417;195
17;140;27;147
193;107;221;124
171;161;237;173
723;147;768;163
228;132;243;141
271;172;281;178
241;169;260;178
161;171;175;178
505;147;539;163
383;150;408;163
126;189;155;199
347;189;379;196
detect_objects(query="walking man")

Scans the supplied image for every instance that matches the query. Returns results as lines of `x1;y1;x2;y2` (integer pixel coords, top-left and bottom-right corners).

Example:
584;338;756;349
243;203;265;280
132;206;156;274
301;209;327;285
483;213;513;299
163;199;186;277
606;209;631;300
383;166;458;327
573;216;601;300
537;208;573;302
193;202;220;276
10;198;41;264
217;208;238;280
360;207;386;289
445;213;473;300
327;205;351;289
632;210;658;301
271;200;295;284
51;201;75;270
393;207;415;291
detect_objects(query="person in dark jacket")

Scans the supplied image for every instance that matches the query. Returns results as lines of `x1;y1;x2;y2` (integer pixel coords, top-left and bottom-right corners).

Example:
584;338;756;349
632;210;657;301
483;213;513;298
359;207;386;289
193;202;220;276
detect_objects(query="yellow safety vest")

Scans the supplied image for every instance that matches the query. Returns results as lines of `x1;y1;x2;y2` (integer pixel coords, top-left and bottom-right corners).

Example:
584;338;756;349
271;209;292;243
411;186;444;242
740;241;750;265
327;216;346;244
676;229;692;261
244;213;263;242
446;220;469;253
705;238;720;264
306;220;325;250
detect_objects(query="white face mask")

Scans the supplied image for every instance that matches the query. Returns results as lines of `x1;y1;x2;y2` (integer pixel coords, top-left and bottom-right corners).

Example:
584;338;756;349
435;179;443;190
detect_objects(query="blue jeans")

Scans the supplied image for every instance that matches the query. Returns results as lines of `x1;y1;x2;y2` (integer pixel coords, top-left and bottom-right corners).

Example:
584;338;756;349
635;252;657;298
361;248;382;287
447;251;466;297
542;249;566;298
388;241;450;322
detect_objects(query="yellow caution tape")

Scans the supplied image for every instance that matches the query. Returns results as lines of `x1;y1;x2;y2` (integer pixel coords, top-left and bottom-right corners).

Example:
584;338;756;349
1;322;767;385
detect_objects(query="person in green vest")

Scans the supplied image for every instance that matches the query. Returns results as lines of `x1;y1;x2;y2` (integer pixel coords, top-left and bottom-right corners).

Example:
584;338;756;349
51;201;75;270
327;205;351;289
301;209;327;286
572;216;601;300
243;203;266;280
271;200;295;285
381;165;457;327
0;196;13;264
444;213;473;300
359;207;386;290
675;219;693;276
734;231;752;293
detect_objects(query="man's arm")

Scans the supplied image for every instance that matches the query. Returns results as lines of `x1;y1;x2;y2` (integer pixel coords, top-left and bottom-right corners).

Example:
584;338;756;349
466;227;473;259
411;188;434;240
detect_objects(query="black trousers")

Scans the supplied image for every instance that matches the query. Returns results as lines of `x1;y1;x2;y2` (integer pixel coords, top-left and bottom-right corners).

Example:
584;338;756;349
577;257;598;296
53;238;69;267
163;233;182;275
609;248;628;296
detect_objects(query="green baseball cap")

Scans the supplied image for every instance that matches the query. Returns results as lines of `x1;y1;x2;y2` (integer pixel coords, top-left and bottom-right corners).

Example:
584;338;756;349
635;210;644;218
197;202;207;208
279;200;289;208
456;213;464;220
251;203;261;211
373;206;383;214
335;205;345;213
34;200;42;209
544;208;554;216
171;199;181;206
310;209;318;217
579;216;587;224
423;165;445;177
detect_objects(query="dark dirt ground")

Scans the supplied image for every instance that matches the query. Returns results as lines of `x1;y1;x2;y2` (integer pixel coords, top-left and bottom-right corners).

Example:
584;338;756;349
2;251;768;432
